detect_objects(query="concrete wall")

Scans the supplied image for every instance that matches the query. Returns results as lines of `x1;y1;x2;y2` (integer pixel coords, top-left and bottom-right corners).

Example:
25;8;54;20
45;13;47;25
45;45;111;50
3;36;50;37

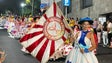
68;0;112;19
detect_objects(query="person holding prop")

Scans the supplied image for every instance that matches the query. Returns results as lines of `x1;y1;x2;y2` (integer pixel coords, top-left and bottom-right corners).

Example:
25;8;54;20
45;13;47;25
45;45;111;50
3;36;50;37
65;17;98;63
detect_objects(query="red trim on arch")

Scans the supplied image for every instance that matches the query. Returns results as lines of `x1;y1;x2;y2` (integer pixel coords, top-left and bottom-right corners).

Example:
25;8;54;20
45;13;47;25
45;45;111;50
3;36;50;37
61;16;64;20
43;14;50;22
50;40;55;56
62;36;66;42
33;25;43;28
65;27;70;33
26;35;45;53
53;2;57;17
36;39;49;62
20;31;43;42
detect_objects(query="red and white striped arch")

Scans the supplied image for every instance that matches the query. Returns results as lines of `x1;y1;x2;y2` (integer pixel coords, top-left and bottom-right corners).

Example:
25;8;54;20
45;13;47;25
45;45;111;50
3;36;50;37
20;2;70;63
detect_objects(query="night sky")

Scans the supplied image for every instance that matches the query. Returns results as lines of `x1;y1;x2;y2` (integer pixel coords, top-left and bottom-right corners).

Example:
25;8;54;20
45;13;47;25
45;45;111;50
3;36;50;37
0;0;24;14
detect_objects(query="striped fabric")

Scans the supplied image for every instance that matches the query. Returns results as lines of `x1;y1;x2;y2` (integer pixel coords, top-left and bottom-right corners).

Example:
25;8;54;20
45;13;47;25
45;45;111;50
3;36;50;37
20;2;70;63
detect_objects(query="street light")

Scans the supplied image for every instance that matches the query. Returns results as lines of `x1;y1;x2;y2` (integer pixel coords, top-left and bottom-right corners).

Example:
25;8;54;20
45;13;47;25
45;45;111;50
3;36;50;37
20;3;26;16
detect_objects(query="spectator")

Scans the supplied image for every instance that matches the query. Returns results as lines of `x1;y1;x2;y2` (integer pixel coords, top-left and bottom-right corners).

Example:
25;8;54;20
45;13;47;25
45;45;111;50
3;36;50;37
96;21;103;43
102;22;108;47
107;18;112;48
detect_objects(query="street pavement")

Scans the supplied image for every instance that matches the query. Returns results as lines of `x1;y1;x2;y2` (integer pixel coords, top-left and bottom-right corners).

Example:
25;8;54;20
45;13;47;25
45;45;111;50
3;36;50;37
0;29;38;63
0;28;112;63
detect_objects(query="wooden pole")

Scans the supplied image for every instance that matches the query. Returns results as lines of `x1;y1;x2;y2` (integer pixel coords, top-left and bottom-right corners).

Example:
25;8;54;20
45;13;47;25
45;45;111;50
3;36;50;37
32;0;34;16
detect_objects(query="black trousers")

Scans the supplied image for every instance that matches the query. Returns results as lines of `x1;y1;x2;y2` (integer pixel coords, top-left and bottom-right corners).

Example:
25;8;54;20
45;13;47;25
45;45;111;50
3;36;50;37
108;33;112;46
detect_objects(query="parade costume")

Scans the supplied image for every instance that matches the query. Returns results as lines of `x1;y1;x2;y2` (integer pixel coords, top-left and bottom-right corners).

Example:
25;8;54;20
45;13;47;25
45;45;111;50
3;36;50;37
7;21;15;38
4;21;9;29
19;21;26;37
74;25;79;36
65;17;98;63
13;20;21;38
65;31;98;63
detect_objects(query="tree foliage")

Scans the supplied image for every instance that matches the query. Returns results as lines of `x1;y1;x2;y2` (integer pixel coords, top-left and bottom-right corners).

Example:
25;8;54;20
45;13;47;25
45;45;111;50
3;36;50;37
22;0;40;16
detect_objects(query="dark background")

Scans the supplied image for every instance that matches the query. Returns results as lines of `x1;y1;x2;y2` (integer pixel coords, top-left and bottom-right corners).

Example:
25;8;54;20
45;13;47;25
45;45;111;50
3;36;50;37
0;0;40;15
0;0;23;14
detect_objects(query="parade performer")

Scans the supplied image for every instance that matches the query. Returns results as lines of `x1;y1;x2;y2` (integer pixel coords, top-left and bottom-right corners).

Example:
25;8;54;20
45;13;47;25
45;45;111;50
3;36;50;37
19;17;26;37
13;18;21;38
26;16;40;33
74;25;80;36
4;19;9;29
7;16;15;38
69;18;75;29
65;17;98;63
87;24;98;54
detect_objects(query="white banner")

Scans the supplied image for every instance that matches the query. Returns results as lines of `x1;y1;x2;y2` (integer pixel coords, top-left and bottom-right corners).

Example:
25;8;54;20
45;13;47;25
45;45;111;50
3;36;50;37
41;0;61;6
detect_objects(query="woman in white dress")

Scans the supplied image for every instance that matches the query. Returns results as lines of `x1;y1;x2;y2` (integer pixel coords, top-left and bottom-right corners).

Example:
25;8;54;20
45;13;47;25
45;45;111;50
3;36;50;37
65;17;98;63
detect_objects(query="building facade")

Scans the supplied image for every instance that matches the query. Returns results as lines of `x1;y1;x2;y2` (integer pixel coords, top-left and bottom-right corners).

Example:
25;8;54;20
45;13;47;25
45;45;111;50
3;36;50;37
58;0;112;19
67;0;112;20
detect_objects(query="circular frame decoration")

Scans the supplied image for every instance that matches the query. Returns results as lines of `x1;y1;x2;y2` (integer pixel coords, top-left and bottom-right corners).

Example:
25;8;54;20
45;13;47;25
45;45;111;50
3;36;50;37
44;17;65;40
